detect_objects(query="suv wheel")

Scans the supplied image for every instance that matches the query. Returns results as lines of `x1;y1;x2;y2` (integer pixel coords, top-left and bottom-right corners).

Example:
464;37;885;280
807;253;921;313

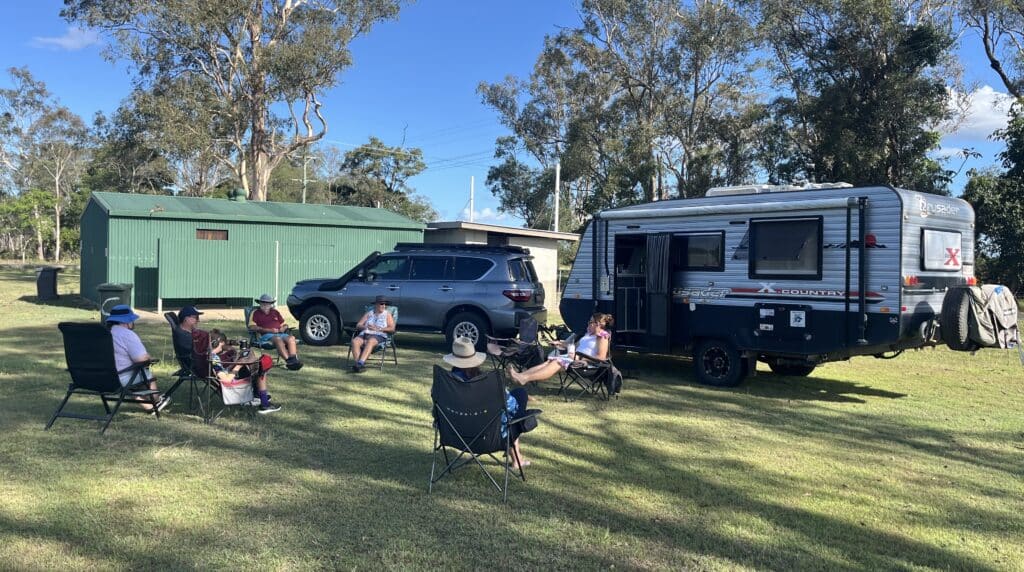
446;311;488;349
299;305;339;346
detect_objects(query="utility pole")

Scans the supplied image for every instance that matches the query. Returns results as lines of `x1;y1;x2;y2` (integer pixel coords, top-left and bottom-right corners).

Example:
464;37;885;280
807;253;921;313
290;151;319;204
469;176;475;222
553;162;561;232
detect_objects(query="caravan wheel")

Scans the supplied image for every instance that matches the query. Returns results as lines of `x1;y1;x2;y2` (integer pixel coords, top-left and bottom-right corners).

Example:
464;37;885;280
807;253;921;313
940;286;979;352
694;339;745;387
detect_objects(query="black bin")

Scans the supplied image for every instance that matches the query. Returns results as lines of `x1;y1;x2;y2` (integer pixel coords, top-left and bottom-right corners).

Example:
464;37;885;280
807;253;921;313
97;283;133;315
35;266;63;301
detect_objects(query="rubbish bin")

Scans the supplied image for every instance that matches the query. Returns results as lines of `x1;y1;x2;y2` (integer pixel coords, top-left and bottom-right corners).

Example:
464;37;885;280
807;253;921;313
35;266;63;301
97;283;133;318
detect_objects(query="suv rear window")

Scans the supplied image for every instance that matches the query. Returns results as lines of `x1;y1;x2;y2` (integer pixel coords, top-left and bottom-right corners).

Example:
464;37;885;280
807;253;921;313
452;256;492;280
508;258;537;283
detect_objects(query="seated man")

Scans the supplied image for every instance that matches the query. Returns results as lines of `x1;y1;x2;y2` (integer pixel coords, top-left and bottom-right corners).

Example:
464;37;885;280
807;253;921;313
107;304;170;412
250;294;303;370
349;295;396;373
179;306;281;414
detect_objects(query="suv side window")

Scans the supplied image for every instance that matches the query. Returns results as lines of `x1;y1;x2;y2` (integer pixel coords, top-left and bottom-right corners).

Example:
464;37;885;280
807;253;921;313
452;256;493;281
508;258;533;282
366;256;409;281
410;256;450;280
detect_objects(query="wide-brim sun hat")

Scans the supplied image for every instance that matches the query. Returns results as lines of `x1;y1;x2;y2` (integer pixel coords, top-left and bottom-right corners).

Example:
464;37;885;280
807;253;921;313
106;304;140;324
443;336;486;368
257;293;276;304
373;294;391;305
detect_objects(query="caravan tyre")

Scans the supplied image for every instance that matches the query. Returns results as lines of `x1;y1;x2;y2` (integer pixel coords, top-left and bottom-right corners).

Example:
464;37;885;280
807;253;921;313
694;339;745;387
940;286;978;352
768;361;816;377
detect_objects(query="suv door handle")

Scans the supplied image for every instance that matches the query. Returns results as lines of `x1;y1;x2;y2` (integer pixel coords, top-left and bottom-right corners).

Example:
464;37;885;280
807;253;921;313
439;286;453;292
387;285;400;291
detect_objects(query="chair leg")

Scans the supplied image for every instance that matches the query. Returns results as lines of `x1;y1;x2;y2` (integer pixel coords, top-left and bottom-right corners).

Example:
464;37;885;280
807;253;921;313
44;386;75;430
100;393;129;434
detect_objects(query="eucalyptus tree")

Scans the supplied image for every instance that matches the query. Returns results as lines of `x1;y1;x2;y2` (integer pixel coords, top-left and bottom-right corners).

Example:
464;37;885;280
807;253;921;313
961;0;1024;98
333;137;437;222
64;0;403;201
757;0;957;194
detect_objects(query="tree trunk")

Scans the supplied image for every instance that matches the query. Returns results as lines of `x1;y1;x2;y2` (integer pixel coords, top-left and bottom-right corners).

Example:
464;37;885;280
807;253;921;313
33;206;44;260
53;171;62;262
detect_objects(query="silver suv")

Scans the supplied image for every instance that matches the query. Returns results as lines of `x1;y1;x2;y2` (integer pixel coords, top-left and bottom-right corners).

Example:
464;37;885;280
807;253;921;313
286;243;547;347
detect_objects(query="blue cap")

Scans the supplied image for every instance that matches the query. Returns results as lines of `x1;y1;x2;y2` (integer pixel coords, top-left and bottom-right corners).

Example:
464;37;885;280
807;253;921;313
106;304;140;324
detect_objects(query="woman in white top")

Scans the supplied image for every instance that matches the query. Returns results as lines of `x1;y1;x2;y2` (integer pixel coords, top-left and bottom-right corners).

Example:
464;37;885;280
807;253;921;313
350;294;396;372
508;313;614;385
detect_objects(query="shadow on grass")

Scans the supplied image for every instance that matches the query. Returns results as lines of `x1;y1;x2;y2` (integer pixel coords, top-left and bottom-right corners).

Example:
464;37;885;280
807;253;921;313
2;318;1019;569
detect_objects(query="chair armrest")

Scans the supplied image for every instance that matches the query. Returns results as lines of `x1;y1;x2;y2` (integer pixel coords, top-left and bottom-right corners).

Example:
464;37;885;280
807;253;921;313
508;409;542;425
116;359;159;375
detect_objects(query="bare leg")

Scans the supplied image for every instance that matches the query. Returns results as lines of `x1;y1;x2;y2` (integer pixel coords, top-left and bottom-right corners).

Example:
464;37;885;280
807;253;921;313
508;360;562;384
512;438;528;467
351;336;364;361
285;335;298;357
271;336;289;360
358;337;379;362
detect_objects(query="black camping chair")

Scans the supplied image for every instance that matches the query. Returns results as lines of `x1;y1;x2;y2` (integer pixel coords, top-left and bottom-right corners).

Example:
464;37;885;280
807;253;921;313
486;317;544;372
162;312;209;414
559;351;621;402
188;329;261;424
47;322;162;434
429;365;541;503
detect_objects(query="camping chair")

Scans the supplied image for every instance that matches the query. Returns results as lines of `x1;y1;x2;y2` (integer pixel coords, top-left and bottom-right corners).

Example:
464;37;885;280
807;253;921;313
162;312;207;413
244;305;300;365
429;365;541;503
486;317;544;372
559;351;622;402
345;304;399;370
47;322;162;434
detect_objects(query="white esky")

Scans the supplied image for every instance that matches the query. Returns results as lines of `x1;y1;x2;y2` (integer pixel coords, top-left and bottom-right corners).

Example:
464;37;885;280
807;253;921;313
2;1;1015;226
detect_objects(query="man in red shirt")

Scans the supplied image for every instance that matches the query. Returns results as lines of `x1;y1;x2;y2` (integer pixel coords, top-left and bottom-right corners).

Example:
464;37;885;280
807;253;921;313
251;294;303;370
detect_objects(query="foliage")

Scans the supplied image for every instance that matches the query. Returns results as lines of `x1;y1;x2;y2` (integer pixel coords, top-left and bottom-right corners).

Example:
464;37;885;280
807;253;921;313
963;101;1024;291
961;0;1024;98
83;95;178;196
332;137;437;222
64;0;403;201
758;0;955;194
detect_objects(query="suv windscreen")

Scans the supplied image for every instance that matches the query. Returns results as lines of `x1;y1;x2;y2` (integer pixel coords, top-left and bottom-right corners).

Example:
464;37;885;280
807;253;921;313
410;256;450;280
452;256;493;280
366;256;409;280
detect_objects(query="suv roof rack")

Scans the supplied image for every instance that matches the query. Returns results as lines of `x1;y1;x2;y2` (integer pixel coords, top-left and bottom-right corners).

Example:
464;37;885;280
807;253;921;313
393;242;531;255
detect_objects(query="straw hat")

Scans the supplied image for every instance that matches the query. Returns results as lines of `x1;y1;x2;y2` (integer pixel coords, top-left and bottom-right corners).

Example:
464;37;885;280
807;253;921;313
443;336;486;368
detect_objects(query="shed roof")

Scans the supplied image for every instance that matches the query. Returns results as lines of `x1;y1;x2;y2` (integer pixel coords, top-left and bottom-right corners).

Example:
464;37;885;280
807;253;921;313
88;191;425;230
426;220;580;242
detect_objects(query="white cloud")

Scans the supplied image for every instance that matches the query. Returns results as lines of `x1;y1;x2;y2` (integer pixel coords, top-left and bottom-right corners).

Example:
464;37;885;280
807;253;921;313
943;85;1014;139
31;27;100;51
931;146;965;159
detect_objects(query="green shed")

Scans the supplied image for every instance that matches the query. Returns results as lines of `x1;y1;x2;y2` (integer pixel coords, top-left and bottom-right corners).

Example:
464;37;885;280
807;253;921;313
80;192;425;311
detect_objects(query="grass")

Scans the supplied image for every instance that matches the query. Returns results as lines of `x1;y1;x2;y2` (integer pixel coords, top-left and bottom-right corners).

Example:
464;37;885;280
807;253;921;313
1;268;1022;570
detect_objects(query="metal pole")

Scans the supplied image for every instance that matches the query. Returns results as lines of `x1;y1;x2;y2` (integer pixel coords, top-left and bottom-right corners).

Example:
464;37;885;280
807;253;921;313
469;176;475;222
302;156;308;204
554;162;561;232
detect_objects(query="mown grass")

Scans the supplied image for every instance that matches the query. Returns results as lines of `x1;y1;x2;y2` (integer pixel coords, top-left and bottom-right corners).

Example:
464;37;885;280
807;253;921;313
0;268;1022;570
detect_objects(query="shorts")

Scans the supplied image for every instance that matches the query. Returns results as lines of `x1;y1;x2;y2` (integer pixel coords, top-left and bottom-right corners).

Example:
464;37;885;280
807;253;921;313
119;367;154;388
357;332;388;344
549;354;574;370
258;332;292;344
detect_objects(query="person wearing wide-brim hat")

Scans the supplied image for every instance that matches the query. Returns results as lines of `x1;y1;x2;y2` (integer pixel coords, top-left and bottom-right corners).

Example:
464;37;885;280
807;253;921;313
105;304;171;412
350;294;396;372
251;293;303;371
443;337;534;469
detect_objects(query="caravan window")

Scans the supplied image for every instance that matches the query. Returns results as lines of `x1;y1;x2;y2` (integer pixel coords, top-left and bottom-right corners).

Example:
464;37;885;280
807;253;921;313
921;229;962;271
672;233;724;271
750;218;822;279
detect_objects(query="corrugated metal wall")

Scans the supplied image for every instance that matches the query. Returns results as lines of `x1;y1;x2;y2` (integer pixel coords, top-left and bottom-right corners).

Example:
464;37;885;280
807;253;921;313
104;216;421;307
78;201;109;304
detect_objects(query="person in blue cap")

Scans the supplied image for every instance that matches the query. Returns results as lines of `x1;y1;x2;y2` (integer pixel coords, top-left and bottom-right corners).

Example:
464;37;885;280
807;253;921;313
106;304;170;413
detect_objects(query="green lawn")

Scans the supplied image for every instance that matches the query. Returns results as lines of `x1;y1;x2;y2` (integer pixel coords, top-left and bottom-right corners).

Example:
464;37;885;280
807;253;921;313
0;269;1022;570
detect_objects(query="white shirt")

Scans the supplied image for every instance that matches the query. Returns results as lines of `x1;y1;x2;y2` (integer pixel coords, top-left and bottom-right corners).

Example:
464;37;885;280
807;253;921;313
110;324;150;385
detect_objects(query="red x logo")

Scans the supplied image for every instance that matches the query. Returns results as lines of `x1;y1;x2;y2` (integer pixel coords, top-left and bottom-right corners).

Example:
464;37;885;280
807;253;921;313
945;248;960;266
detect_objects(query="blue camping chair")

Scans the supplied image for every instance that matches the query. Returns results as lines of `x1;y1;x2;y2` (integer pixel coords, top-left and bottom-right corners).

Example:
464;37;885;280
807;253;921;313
345;304;399;370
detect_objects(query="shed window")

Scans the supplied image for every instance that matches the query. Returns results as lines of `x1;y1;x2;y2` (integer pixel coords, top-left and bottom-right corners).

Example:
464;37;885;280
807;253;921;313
750;218;822;279
196;229;228;241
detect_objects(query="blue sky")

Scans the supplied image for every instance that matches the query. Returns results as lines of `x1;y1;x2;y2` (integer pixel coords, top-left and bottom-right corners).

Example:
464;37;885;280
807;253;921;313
1;1;1015;226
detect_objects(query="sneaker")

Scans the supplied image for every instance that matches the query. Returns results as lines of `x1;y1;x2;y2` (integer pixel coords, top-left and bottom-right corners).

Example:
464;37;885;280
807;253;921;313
257;403;282;414
286;358;303;371
155;395;172;412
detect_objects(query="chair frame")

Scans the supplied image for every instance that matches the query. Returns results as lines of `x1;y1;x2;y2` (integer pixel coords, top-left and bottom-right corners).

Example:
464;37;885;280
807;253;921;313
244;305;301;365
486;317;544;372
558;350;615;402
428;366;540;503
345;304;399;370
47;322;163;434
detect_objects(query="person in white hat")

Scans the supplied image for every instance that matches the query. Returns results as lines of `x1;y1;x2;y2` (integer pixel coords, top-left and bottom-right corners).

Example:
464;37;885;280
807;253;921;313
444;337;533;469
251;293;303;370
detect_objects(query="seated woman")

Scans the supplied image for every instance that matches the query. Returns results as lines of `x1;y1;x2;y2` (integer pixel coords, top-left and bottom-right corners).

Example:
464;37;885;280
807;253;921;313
445;337;533;469
507;312;614;385
350;295;396;373
209;329;281;414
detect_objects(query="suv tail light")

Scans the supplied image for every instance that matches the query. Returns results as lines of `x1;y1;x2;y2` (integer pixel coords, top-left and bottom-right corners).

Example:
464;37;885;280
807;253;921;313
503;289;534;302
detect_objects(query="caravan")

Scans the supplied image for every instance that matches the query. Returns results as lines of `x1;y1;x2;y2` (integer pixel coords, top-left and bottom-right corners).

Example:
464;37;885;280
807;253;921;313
559;184;981;386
